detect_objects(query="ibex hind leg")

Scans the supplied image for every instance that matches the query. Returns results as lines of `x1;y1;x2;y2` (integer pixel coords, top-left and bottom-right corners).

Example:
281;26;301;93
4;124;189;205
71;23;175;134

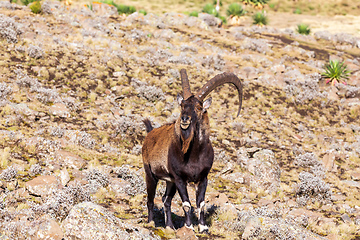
162;181;177;229
144;164;158;224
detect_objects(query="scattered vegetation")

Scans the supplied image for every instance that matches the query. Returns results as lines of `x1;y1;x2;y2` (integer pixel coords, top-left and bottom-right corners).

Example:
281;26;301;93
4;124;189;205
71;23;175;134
226;3;246;17
252;11;268;26
100;0;136;15
322;60;351;85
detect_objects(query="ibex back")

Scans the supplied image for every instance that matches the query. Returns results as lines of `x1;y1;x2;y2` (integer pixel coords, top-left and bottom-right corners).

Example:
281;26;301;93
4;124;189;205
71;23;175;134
142;69;243;232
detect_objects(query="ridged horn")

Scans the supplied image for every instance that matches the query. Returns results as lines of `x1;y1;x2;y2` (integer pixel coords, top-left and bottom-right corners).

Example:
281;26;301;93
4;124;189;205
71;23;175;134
195;72;243;117
180;69;192;99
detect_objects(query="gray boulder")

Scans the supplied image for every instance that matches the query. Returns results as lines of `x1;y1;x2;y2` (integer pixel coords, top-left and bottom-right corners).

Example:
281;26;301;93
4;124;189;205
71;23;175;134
61;202;158;240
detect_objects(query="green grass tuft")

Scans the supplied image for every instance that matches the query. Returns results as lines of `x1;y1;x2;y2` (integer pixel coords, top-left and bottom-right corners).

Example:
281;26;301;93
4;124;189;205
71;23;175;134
293;8;302;14
100;0;136;15
226;3;246;17
202;3;219;17
189;11;199;17
138;9;147;15
322;60;351;85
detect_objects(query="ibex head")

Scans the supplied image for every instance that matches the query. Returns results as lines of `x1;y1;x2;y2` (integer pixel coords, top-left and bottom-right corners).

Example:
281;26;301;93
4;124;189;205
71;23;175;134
177;68;242;123
176;69;243;152
177;95;212;130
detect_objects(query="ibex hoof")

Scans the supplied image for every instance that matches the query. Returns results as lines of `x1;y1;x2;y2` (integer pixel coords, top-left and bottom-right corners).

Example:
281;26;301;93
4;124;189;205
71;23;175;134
185;224;194;230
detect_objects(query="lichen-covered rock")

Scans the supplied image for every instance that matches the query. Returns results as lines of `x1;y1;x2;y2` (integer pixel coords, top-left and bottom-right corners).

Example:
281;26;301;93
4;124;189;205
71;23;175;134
247;149;281;193
198;13;221;27
32;215;64;240
109;178;131;197
61;202;158;240
236;207;325;240
26;175;60;197
49;103;70;118
55;150;86;170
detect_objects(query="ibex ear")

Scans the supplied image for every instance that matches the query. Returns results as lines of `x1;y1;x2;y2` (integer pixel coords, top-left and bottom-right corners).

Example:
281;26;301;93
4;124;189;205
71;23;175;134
203;97;212;111
177;94;184;105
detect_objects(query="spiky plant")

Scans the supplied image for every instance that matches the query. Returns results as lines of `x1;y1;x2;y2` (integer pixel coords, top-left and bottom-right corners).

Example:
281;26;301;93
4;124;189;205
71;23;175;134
322;60;351;85
226;3;246;17
252;11;268;26
296;24;311;35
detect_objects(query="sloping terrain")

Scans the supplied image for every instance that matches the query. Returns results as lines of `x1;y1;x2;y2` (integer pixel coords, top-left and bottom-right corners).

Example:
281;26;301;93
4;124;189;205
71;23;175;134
0;1;359;239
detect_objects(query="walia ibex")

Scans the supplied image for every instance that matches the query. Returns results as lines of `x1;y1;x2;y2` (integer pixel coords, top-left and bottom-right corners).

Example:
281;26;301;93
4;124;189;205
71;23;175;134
142;69;242;232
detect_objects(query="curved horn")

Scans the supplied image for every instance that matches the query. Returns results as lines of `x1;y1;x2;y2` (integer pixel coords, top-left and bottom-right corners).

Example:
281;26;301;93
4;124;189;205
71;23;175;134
195;72;243;117
180;69;192;99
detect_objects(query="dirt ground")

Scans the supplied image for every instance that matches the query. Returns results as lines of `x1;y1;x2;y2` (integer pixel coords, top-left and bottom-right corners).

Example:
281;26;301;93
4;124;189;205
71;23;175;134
265;12;360;37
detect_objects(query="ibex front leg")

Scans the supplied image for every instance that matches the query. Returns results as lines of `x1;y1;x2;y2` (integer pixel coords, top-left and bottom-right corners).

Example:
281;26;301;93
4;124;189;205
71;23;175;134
175;178;193;228
196;177;208;233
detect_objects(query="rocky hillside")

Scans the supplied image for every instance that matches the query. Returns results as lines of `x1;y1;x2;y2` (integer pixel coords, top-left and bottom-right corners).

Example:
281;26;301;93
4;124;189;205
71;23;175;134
0;1;360;239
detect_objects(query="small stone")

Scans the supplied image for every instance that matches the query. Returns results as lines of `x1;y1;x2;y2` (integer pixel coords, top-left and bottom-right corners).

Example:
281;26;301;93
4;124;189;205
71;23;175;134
327;85;340;101
6;180;18;191
55;150;86;170
49;103;70;118
350;171;360;181
242;217;261;240
341;214;352;223
59;168;70;186
176;226;197;240
322;151;337;172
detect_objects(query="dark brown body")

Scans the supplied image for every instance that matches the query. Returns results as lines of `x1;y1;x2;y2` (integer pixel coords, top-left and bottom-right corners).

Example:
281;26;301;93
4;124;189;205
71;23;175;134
142;96;213;230
142;69;242;231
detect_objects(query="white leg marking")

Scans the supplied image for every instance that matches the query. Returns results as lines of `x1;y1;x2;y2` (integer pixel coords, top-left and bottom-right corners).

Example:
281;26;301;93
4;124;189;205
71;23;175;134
198;201;205;219
182;201;191;212
163;196;168;223
185;224;194;230
199;224;209;233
